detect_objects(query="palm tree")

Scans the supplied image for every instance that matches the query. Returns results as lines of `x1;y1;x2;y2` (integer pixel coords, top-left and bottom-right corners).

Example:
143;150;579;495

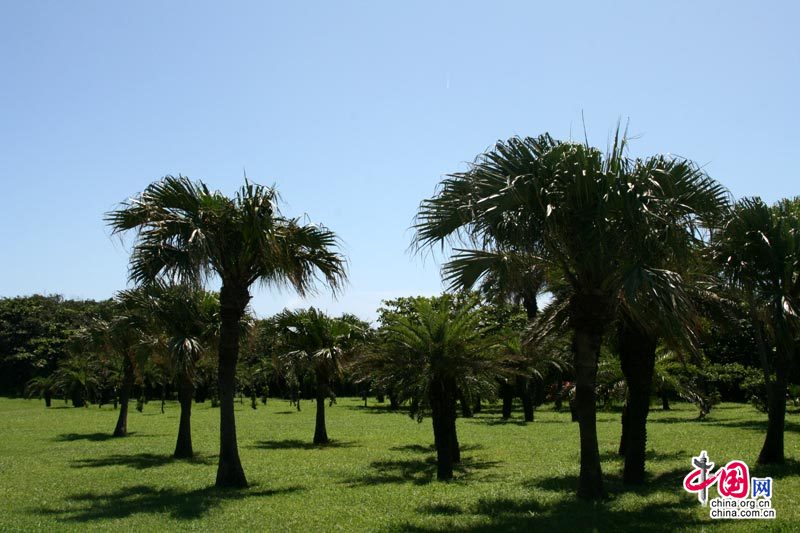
443;249;545;420
713;197;800;464
120;282;219;458
25;375;59;407
106;176;346;487
79;293;150;436
362;297;502;480
274;308;364;444
53;353;101;407
414;131;727;498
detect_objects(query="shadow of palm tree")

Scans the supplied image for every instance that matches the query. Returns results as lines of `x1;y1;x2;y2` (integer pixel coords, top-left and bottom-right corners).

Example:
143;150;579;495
417;503;464;515
391;495;716;532
71;453;214;469
468;418;531;427
251;439;359;450
343;455;501;487
390;443;484;454
750;458;800;480
703;419;800;433
54;432;142;442
35;484;304;522
343;404;409;415
599;449;689;463
523;465;691;497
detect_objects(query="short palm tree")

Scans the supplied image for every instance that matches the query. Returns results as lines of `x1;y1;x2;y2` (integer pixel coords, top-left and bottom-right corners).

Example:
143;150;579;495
414;131;727;498
25;375;60;407
443;250;545;421
275;307;364;444
53;353;101;407
713;197;800;464
120;282;219;458
106;176;346;487
363;297;502;480
79;291;150;436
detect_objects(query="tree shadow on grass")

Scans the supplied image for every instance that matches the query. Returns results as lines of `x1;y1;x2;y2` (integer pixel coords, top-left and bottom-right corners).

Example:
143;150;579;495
54;432;145;442
703;419;800;433
390;443;484;454
35;484;304;522
394;495;714;532
599;449;690;463
417;503;465;515
523;465;692;498
468;417;530;427
750;458;800;480
343;455;502;487
343;404;409;415
396;467;717;532
71;452;214;470
251;439;359;450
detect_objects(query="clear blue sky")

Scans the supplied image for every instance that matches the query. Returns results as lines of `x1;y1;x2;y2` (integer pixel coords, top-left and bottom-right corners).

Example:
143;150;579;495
1;1;798;322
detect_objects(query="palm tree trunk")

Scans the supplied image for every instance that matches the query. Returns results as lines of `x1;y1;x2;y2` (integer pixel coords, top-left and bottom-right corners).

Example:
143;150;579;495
555;377;564;411
113;355;134;437
458;390;473;418
215;284;248;488
758;373;787;464
661;391;670;410
44;391;52;408
500;381;513;419
314;389;329;444
521;378;535;422
570;296;611;500
750;303;787;465
450;408;461;464
174;373;194;458
431;378;457;480
618;317;656;485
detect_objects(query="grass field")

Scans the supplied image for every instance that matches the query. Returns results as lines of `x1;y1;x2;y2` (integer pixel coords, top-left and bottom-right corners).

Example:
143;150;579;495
0;397;797;532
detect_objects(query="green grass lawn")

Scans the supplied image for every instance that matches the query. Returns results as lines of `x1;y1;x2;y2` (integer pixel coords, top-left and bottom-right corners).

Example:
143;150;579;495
0;397;797;532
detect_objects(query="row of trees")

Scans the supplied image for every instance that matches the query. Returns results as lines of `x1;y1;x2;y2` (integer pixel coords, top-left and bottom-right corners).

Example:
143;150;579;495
4;128;797;501
413;130;799;498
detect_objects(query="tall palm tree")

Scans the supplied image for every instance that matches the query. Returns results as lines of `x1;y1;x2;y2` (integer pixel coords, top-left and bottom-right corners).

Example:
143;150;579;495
106;176;346;487
414;131;727;498
120;282;219;458
275;308;364;444
361;297;503;480
713;197;800;464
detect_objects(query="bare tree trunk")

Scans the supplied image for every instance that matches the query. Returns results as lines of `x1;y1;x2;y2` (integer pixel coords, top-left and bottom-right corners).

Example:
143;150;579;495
314;389;329;444
174;373;194;458
750;303;787;465
500;381;513;419
661;391;670;410
618;316;656;485
521;378;535;422
113;355;134;437
431;378;458;480
570;295;611;500
458;390;473;418
758;373;787;464
215;284;248;488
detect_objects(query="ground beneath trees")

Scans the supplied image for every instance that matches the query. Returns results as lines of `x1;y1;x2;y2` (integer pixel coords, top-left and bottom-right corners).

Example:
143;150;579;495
0;398;797;531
